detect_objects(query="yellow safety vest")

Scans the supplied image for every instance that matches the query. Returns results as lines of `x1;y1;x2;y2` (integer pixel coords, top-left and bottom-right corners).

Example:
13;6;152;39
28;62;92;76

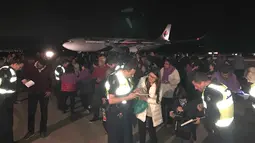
249;83;255;108
105;70;133;104
202;83;234;128
0;66;17;94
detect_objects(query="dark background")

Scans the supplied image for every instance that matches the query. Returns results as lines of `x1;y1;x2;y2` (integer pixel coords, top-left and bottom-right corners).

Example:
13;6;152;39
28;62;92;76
0;2;251;53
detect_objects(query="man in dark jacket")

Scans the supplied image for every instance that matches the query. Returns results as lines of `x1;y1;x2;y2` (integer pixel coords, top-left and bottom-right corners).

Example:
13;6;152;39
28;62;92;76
22;58;52;139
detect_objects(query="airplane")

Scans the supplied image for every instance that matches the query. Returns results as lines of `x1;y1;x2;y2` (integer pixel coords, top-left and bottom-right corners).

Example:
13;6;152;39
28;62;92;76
62;24;203;53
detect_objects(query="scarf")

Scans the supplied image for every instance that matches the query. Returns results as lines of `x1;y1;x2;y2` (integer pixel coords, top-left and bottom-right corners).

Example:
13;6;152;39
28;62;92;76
162;66;175;83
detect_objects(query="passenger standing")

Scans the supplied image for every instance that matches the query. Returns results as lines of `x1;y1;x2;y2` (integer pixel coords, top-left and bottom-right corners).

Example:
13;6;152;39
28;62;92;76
90;55;109;122
160;59;180;126
23;58;52;139
78;64;92;111
60;64;77;117
136;69;162;143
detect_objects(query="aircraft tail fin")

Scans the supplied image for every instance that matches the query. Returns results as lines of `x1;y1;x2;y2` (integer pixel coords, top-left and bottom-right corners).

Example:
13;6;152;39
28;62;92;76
160;24;171;41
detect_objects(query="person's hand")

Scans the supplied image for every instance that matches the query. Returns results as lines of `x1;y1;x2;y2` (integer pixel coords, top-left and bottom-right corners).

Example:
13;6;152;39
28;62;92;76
169;111;175;118
177;106;183;112
45;91;51;97
22;79;28;84
194;117;200;124
102;98;107;104
139;96;148;101
128;92;138;99
197;104;204;112
133;88;142;93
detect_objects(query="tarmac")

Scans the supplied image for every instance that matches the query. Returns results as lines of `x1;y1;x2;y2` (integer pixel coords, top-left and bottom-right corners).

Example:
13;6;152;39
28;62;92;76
13;91;255;143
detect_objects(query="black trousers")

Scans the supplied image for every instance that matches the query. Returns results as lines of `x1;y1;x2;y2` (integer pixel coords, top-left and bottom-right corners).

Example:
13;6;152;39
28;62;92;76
203;121;234;143
138;116;157;143
79;92;89;110
55;82;61;110
28;92;49;133
0;94;14;143
161;98;174;124
60;91;76;113
106;108;133;143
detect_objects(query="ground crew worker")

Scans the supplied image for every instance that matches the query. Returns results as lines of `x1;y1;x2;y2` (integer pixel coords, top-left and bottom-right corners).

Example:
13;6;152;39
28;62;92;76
0;57;24;143
54;60;69;81
105;59;139;143
54;60;69;111
192;72;234;143
247;83;255;108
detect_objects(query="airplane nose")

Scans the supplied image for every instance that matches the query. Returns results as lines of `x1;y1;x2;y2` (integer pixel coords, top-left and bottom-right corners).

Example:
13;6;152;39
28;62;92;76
62;42;70;49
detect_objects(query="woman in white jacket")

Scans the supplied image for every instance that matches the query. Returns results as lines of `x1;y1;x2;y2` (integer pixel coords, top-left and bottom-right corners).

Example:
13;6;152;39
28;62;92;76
136;69;163;143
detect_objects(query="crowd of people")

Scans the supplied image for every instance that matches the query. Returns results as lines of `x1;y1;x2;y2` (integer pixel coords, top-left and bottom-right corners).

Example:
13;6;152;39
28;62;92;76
1;51;255;143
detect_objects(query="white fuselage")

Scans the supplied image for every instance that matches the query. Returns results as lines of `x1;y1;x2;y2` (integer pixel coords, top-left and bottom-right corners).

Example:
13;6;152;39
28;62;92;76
63;39;107;52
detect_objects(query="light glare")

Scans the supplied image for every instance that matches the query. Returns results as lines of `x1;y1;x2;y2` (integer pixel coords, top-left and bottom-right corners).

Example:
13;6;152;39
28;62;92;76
45;51;54;58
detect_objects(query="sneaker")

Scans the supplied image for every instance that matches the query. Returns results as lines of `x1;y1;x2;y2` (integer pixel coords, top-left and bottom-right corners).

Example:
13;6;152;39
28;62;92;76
23;132;35;140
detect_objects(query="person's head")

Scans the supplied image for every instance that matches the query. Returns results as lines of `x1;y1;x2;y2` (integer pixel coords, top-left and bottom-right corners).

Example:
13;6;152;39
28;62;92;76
9;56;24;71
219;65;232;79
80;63;88;71
209;63;215;71
245;67;255;83
146;68;161;103
62;59;70;67
72;58;76;64
148;69;159;84
192;72;211;92
122;59;137;78
164;59;172;69
107;57;118;69
191;60;200;70
66;63;75;73
98;55;106;66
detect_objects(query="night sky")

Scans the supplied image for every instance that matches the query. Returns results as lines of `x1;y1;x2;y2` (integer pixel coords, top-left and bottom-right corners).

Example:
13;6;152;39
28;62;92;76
0;3;251;53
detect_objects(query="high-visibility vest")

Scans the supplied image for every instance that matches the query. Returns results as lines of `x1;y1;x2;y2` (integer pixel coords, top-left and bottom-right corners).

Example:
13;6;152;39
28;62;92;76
202;83;234;128
0;66;17;94
249;83;255;108
54;65;65;81
105;70;133;104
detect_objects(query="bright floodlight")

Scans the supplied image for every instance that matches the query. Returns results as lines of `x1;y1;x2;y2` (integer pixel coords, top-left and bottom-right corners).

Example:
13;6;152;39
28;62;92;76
45;51;54;58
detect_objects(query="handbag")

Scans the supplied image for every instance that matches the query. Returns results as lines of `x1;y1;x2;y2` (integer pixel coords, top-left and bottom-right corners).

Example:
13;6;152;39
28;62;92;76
133;97;148;114
174;119;191;140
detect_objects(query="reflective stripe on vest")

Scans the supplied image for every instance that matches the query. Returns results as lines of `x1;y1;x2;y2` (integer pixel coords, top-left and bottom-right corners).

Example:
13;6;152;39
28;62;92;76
203;83;234;128
105;70;132;104
0;66;16;94
54;65;65;80
0;88;15;94
0;66;17;83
